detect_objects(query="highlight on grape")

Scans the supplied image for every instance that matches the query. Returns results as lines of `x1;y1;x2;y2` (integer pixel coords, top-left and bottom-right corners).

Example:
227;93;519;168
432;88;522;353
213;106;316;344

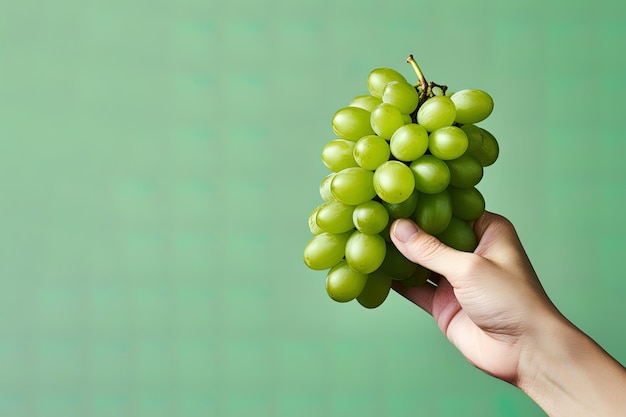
304;55;499;308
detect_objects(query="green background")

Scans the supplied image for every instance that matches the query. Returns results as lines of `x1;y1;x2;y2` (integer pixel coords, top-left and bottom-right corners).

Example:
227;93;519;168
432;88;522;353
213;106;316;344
1;0;625;416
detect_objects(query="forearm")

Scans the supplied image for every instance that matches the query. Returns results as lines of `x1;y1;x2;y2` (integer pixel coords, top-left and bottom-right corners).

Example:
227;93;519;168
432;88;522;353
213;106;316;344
518;314;626;417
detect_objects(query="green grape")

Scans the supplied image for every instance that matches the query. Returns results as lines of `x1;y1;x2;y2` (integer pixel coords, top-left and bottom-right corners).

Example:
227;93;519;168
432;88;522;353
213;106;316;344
410;155;450;194
377;241;417;280
401;264;430;287
353;135;390;170
373;160;415;204
402;114;412;124
428;126;469;160
367;68;408;98
330;167;376;205
353;200;389;235
303;231;351;270
349;94;382;112
437;217;478;252
416;95;456;132
316;200;355;234
331;107;376;141
370;103;405;139
357;271;393;309
414;190;452;235
389;123;429;162
345;230;387;274
450;89;494;125
325;260;368;302
382;81;419;114
448;186;485;221
319;172;335;201
431;85;446;96
471;128;499;167
446;153;484;188
321;139;358;172
379;221;393;242
308;206;324;235
459;124;484;153
382;188;419;219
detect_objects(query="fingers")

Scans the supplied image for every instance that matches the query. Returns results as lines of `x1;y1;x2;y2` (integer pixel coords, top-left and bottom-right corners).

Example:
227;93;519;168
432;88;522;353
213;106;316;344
390;218;472;281
473;211;528;262
473;211;517;243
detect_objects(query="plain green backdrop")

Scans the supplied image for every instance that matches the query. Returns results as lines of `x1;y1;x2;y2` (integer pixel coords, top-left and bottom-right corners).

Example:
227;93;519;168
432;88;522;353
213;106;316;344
1;0;625;416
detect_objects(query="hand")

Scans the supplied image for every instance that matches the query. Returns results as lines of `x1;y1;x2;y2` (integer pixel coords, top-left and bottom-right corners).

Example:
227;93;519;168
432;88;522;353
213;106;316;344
390;211;558;384
390;212;626;417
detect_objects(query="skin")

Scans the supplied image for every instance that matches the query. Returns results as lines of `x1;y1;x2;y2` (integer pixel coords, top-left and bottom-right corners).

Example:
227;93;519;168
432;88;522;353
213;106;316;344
390;212;626;417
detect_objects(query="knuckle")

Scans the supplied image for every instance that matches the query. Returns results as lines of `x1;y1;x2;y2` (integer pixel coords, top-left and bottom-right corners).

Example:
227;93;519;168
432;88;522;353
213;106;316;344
489;212;516;233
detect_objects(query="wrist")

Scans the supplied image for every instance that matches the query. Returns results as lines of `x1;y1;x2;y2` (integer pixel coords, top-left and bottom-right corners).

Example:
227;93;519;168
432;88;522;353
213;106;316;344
517;310;626;417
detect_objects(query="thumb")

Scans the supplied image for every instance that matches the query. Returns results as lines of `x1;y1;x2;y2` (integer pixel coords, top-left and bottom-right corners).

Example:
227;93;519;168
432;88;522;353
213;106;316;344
390;218;471;280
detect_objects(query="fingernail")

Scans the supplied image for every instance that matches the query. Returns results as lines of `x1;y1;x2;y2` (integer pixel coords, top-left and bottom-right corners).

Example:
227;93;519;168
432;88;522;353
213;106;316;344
393;219;419;242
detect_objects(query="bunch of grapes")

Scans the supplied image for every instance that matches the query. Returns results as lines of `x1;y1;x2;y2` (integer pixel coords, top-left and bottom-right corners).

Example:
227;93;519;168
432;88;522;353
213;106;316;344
304;55;499;309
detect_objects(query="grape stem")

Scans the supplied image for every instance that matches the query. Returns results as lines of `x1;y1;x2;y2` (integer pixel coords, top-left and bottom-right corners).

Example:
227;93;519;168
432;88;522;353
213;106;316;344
406;55;428;100
406;55;449;98
406;55;449;123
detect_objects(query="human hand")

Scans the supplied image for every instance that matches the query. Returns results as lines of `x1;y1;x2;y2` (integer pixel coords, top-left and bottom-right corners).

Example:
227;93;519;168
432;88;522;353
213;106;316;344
390;212;560;384
391;212;626;417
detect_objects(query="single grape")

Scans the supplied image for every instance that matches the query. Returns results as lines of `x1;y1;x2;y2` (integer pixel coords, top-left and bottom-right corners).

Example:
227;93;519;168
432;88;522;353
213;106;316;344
379;221;393;243
370;103;405;139
345;230;387;274
357;271;393;309
376;241;417;280
353;135;391;170
367;68;408;98
382;81;419;114
445;153;484;188
471;128;499;167
382;189;419;219
459;124;484;153
410;155;450;194
448;186;485;221
303;231;352;271
428;126;469;160
431;85;446;96
330;167;376;205
416;95;456;132
352;200;389;235
319;172;335;201
373;160;416;204
325;260;368;303
349;95;382;112
331;107;376;141
450;89;494;125
414;189;452;235
321;139;358;172
316;199;355;234
390;123;429;162
402;114;412;124
437;217;478;252
401;263;430;287
308;206;324;235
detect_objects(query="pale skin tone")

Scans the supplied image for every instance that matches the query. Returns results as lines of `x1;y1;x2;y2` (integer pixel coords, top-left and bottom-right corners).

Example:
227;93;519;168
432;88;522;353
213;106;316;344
390;212;626;417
